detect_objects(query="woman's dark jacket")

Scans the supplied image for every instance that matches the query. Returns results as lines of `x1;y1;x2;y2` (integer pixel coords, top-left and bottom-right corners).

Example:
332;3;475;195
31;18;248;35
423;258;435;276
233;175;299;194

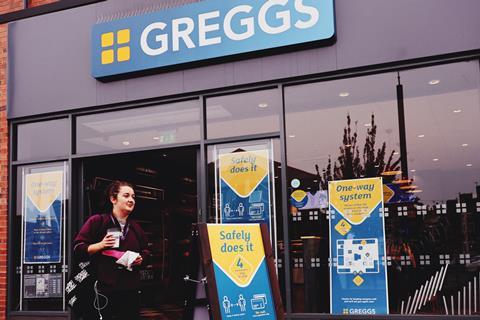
73;213;149;291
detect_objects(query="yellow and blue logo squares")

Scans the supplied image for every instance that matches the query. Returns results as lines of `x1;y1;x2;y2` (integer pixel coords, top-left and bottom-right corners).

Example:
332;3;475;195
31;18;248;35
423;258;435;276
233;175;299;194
117;29;130;44
101;29;131;65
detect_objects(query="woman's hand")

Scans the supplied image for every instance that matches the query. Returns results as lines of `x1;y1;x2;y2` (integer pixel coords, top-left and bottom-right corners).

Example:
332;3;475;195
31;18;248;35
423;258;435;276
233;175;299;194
87;234;116;255
132;255;143;266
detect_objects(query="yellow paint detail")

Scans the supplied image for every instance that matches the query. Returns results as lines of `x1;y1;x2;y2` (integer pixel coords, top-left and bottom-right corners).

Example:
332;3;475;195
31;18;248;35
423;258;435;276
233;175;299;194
207;224;265;287
353;275;364;286
101;50;114;65
117;46;130;62
219;150;269;198
291;190;307;202
329;178;383;225
334;219;351;236
26;171;63;212
117;29;130;44
101;32;114;47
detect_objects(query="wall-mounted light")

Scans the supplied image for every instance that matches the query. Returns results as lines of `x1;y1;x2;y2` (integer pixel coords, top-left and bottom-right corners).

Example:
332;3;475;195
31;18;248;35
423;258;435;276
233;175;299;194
453;109;462;113
433;158;439;162
428;80;440;85
258;103;269;108
339;92;350;97
122;141;130;146
417;134;425;138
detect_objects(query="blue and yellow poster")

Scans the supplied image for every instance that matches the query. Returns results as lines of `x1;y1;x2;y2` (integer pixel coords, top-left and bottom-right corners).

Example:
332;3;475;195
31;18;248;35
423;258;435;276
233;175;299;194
219;150;270;224
207;224;276;319
328;178;389;315
23;171;64;264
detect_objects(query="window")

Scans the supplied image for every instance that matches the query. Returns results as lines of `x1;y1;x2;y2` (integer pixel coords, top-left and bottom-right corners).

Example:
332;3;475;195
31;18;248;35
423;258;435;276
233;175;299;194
207;139;286;304
285;72;400;314
76;100;200;154
206;89;281;139
16;118;70;161
12;162;68;311
284;61;480;315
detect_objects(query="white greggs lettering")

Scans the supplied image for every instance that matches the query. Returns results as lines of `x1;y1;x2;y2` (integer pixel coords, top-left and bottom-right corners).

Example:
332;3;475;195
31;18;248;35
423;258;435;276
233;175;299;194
140;0;319;56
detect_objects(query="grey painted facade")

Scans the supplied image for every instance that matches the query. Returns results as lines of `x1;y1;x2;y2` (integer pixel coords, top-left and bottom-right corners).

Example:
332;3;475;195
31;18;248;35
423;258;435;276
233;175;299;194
7;0;480;118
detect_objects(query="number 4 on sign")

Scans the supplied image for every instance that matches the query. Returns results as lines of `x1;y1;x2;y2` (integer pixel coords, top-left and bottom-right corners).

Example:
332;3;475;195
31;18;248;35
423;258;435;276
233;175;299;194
237;258;243;268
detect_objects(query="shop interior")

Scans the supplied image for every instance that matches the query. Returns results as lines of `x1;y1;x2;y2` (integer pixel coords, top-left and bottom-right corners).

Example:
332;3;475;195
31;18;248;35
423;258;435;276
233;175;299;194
82;147;199;319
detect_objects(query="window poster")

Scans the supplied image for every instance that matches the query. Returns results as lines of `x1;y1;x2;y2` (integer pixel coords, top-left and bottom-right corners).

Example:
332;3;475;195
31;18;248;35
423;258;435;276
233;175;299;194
204;223;279;319
328;177;389;315
23;170;64;264
217;148;271;226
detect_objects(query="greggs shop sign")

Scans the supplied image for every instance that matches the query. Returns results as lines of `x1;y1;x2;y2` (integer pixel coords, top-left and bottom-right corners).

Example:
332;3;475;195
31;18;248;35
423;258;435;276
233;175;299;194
91;0;335;79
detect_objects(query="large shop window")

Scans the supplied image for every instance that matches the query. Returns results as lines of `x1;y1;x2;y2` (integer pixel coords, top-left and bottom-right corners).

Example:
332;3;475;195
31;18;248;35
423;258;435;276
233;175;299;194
207;139;286;304
284;61;480;316
76;99;200;154
12;162;68;311
16;118;70;161
206;89;281;139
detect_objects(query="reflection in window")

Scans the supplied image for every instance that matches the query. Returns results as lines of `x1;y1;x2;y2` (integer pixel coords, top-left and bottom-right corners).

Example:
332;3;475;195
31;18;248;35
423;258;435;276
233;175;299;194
285;61;480;315
285;72;401;313
399;61;480;316
76;100;200;154
206;89;281;139
17;118;70;161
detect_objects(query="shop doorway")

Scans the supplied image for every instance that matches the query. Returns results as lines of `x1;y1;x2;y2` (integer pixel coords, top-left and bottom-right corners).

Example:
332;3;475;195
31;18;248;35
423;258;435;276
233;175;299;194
82;147;199;319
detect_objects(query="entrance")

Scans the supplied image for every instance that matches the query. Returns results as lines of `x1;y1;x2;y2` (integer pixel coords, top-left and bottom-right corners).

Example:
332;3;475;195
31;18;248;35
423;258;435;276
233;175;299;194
82;147;199;319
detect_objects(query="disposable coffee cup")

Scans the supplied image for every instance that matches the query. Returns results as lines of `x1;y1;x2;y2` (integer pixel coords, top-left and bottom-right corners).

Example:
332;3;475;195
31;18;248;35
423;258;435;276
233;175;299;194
107;228;122;248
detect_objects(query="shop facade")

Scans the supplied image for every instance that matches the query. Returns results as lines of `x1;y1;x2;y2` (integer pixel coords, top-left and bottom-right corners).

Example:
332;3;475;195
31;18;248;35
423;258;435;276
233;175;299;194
3;0;480;319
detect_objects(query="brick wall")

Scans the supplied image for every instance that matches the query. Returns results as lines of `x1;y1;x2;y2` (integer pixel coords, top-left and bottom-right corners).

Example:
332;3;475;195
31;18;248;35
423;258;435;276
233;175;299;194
0;1;58;319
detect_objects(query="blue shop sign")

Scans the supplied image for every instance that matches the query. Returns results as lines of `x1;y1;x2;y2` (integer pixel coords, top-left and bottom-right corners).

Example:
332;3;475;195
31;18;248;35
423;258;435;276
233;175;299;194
92;0;335;79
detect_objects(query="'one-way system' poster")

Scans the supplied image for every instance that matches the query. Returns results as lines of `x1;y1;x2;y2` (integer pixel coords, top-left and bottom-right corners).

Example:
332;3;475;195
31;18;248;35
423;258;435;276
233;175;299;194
328;177;389;315
207;224;276;319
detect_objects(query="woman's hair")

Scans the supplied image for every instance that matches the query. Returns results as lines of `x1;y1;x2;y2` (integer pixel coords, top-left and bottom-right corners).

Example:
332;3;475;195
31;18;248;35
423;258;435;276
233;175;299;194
104;180;134;211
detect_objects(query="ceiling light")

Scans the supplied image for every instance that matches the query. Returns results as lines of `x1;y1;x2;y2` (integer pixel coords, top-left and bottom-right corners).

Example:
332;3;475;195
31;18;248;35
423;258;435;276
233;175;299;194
461;143;468;147
433;158;439;162
288;134;296;138
410;169;416;173
453;109;462;113
258;103;269;108
313;179;318;183
417;134;425;138
122;141;130;146
339;92;350;97
466;163;473;167
163;154;167;157
429;79;440;85
153;136;160;140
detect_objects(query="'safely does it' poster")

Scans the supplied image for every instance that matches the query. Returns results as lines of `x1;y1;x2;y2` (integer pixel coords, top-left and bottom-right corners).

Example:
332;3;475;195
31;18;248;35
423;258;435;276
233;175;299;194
199;223;283;320
328;177;389;315
218;149;271;226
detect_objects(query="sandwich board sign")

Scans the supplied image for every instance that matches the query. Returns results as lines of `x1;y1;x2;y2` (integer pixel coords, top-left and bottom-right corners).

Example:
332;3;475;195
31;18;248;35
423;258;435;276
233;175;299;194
198;223;283;319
